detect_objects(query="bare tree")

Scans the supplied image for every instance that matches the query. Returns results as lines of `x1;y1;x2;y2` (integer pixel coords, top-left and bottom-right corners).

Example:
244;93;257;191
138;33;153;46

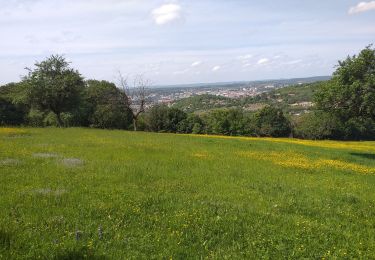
118;72;150;131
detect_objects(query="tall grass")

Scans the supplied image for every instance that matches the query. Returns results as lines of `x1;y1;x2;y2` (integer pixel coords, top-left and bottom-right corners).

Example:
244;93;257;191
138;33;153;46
0;128;374;258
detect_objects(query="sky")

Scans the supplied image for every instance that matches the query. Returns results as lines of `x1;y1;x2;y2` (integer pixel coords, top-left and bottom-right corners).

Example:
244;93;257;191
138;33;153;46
0;0;375;86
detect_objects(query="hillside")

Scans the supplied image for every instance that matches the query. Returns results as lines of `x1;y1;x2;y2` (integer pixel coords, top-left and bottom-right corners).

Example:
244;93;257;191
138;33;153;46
241;82;321;115
172;82;322;115
1;127;375;258
172;94;237;113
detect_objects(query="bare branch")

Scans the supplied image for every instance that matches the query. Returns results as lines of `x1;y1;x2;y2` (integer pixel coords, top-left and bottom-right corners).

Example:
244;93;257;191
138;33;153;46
117;72;151;131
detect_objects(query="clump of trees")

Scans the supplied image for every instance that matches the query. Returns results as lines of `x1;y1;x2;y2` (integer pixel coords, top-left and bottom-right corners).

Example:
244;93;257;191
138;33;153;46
294;45;375;140
141;104;291;137
1;45;375;140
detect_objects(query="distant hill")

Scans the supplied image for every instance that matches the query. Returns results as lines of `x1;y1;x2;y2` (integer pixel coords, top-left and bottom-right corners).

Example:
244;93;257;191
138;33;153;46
241;82;322;115
172;94;236;113
153;76;331;90
172;82;324;115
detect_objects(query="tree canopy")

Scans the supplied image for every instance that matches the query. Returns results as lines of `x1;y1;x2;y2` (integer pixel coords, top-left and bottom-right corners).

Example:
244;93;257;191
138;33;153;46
315;45;375;139
24;55;85;126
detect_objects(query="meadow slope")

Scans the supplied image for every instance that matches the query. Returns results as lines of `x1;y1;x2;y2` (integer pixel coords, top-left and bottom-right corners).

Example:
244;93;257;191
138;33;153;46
1;128;375;259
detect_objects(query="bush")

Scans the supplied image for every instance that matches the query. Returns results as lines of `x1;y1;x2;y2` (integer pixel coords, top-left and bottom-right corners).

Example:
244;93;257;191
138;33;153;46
27;109;45;127
293;112;340;140
91;104;132;129
202;109;245;136
252;106;291;137
43;112;58;127
145;105;187;133
0;97;26;126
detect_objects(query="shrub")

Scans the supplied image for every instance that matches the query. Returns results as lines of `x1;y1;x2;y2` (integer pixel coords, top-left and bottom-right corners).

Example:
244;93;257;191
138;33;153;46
252;106;291;137
293;112;340;140
27;109;45;127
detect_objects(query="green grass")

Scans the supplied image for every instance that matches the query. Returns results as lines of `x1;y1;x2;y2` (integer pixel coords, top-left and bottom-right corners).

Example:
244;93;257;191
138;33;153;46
1;128;375;259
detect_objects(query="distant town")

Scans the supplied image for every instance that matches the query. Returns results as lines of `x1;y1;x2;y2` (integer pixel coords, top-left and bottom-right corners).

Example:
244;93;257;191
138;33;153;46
148;76;330;105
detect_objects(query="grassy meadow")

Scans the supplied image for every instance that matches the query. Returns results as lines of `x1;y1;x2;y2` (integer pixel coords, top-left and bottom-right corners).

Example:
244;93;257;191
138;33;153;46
0;127;375;259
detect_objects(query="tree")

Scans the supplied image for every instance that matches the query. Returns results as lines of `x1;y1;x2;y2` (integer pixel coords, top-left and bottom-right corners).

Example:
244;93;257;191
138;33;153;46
316;45;375;120
118;73;150;131
315;45;375;139
84;80;133;129
24;55;85;127
177;113;203;134
145;105;187;133
293;111;340;140
203;108;245;136
252;106;291;137
0;83;28;126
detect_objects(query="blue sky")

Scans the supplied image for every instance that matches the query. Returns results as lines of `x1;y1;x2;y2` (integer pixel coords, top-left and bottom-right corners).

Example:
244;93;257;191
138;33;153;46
0;0;374;86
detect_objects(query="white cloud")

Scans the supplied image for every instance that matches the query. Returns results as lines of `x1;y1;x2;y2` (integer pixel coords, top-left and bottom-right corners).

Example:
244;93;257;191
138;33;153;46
257;58;269;65
191;61;202;67
212;65;221;72
348;1;375;14
152;3;183;25
238;54;253;60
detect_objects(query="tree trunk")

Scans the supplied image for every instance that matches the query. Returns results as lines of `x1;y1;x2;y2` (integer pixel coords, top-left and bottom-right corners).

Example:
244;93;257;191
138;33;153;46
56;112;63;128
133;118;137;131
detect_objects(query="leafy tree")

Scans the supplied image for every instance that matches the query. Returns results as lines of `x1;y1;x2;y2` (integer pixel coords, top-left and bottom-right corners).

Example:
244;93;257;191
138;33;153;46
146;104;169;132
315;45;375;139
166;107;187;132
84;80;132;129
202;109;245;136
177;114;204;134
203;109;231;135
192;123;203;134
26;109;45;127
24;55;85;127
293;111;340;140
252;106;291;137
145;105;187;133
0;83;28;125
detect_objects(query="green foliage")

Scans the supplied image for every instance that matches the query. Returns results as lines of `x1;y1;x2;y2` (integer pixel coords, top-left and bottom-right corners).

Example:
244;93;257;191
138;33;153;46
252;106;291;137
293;112;340;140
146;105;187;133
173;94;235;113
315;45;375;140
91;104;131;129
84;80;133;129
60;112;75;128
0;83;28;126
26;109;45;127
43;112;58;127
202;109;245;136
191;123;202;134
178;114;204;134
24;55;85;126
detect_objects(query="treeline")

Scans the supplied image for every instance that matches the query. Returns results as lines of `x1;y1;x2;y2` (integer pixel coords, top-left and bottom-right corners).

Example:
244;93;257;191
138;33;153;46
1;46;375;140
140;105;291;137
0;79;133;129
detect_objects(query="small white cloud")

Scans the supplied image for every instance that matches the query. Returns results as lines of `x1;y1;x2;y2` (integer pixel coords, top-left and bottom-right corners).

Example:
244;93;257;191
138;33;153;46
238;54;253;60
212;66;221;72
257;58;269;65
191;61;202;67
348;1;375;14
242;63;252;68
152;3;183;25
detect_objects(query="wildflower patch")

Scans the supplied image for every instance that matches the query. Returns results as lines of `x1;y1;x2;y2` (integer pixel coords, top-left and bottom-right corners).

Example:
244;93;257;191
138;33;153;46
238;151;375;175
